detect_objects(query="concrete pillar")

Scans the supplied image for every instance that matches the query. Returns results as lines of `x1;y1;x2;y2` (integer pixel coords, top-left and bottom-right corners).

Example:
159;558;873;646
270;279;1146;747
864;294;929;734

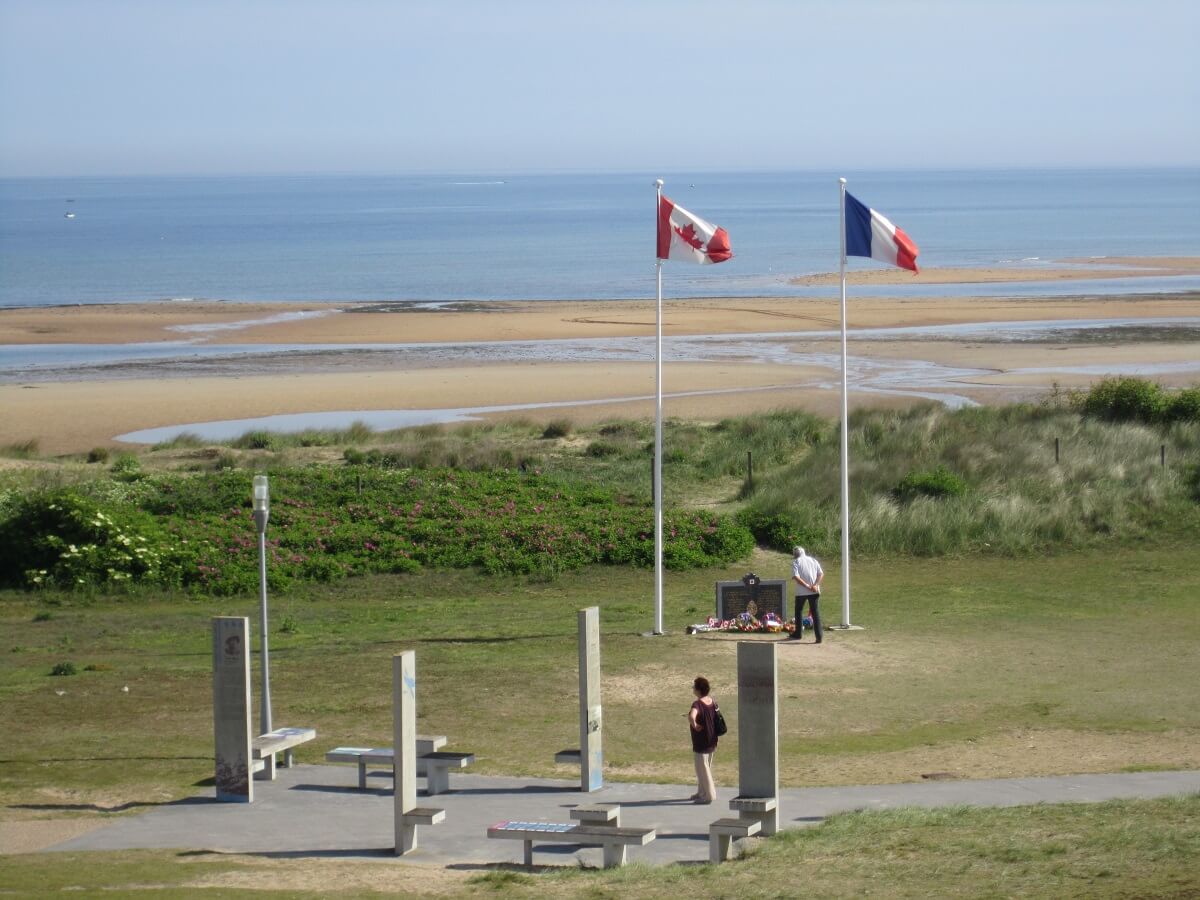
578;606;603;792
736;641;779;834
393;651;418;854
212;616;253;803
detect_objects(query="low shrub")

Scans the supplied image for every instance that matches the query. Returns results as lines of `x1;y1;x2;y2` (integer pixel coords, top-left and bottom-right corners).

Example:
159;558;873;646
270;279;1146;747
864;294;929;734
86;447;110;464
50;661;77;677
110;454;143;482
541;419;572;439
736;508;825;552
0;490;183;590
1078;377;1168;423
894;466;968;502
1166;387;1200;423
1;439;39;459
585;441;621;458
231;431;275;450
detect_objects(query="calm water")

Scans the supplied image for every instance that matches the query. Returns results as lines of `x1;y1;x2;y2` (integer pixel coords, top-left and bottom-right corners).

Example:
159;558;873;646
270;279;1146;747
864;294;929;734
2;169;1199;308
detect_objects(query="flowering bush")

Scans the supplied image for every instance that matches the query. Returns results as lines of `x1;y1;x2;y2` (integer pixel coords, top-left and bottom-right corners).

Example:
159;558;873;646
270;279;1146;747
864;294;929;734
0;491;183;589
0;468;756;594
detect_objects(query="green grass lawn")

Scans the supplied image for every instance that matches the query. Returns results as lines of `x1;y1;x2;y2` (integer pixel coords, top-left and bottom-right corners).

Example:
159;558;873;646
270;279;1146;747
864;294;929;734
1;795;1197;897
3;543;1197;810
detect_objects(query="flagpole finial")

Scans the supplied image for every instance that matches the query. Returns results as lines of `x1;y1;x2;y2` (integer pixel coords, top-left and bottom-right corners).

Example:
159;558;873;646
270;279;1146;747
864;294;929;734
655;179;664;188
839;177;847;185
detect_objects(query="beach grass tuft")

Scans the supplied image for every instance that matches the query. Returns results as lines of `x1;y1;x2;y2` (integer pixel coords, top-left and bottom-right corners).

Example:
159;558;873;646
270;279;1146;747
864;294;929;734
0;439;40;459
150;432;205;451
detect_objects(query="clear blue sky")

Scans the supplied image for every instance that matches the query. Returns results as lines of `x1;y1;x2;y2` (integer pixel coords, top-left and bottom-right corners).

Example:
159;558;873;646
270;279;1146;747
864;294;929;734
1;0;1197;176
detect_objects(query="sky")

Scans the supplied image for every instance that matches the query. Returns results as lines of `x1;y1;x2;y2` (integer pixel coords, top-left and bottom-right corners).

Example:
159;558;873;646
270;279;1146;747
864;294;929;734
1;0;1197;177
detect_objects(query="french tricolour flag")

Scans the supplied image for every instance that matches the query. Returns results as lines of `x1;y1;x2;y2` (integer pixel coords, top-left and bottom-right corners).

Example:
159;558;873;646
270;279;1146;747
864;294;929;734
845;191;919;273
657;195;732;265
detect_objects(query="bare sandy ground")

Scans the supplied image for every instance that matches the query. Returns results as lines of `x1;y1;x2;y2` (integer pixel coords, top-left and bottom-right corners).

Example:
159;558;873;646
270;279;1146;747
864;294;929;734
789;255;1200;287
1;261;1197;455
0;291;1195;346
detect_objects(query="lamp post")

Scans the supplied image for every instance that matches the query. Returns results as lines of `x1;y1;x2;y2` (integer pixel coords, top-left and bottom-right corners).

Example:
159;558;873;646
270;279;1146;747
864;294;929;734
252;474;272;738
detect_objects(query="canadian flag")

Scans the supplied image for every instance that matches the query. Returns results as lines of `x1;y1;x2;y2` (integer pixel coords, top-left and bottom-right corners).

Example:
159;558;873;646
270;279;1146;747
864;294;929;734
657;195;732;265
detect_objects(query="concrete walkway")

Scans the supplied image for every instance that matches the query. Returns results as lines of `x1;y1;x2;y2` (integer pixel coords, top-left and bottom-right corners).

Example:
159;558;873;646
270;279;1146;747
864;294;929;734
48;766;1200;868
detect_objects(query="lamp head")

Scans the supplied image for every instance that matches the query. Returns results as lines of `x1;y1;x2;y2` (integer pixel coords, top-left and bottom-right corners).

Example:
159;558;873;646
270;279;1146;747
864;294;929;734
252;474;269;513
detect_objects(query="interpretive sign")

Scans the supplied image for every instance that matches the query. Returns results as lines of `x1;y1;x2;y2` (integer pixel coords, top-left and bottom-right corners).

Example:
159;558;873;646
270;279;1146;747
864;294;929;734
716;573;788;621
212;616;252;803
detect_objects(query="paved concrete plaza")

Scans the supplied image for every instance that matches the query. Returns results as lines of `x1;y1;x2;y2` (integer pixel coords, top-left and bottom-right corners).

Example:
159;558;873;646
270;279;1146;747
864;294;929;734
46;765;1200;869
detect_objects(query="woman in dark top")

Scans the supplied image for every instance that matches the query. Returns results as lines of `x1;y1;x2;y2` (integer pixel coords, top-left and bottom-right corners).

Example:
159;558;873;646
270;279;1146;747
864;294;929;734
688;675;719;804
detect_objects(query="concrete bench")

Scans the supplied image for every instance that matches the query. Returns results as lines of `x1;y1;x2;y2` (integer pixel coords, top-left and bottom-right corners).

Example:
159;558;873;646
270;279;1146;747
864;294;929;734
570;803;620;826
729;794;778;835
487;820;656;868
252;727;316;779
398;806;445;827
324;736;447;789
709;816;761;862
422;751;475;796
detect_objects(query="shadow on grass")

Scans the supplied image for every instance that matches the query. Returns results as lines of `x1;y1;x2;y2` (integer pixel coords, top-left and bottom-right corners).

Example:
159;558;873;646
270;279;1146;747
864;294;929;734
416;633;567;645
178;847;397;859
0;756;210;764
9;796;212;814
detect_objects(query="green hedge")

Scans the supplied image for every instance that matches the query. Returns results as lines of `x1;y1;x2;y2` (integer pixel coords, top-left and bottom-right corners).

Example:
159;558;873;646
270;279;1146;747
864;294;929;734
0;468;755;594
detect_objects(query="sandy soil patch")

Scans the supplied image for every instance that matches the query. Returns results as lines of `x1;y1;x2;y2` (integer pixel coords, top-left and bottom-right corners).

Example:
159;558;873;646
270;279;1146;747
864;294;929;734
805;728;1200;787
0;817;106;854
182;856;470;895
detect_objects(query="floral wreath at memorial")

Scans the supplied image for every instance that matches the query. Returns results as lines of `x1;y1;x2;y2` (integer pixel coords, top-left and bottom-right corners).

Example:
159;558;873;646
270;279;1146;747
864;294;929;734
685;611;814;635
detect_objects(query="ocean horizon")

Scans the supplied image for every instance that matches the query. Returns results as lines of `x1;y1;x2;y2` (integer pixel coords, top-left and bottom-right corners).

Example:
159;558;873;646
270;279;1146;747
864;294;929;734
2;167;1199;309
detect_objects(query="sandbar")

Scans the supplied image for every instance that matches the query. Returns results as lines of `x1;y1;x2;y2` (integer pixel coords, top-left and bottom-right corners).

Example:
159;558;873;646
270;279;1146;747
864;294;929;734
1;259;1197;456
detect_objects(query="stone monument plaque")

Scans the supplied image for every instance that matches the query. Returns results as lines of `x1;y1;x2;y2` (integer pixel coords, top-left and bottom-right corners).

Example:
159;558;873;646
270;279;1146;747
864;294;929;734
716;573;788;621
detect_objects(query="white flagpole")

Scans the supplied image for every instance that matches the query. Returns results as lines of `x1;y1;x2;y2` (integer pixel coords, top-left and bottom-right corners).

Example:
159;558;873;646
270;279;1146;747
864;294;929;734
838;177;853;628
653;178;665;635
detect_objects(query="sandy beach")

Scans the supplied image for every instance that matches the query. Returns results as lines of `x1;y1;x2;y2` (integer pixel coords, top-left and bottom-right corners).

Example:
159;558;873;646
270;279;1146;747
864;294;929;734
2;261;1198;455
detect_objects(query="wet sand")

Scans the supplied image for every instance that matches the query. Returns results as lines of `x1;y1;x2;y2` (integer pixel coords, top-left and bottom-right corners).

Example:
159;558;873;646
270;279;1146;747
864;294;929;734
1;261;1197;455
1;293;1197;347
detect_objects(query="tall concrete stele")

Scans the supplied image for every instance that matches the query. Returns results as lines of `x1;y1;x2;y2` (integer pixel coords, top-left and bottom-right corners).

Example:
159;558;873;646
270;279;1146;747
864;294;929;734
212;616;253;803
737;641;780;834
393;650;419;854
578;607;603;792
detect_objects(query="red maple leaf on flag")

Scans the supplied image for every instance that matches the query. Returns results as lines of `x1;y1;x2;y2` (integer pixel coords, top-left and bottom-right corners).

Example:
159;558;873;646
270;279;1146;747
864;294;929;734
673;223;706;251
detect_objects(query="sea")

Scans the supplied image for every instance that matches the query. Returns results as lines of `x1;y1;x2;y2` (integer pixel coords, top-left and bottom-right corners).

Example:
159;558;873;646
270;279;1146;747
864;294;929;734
2;168;1199;309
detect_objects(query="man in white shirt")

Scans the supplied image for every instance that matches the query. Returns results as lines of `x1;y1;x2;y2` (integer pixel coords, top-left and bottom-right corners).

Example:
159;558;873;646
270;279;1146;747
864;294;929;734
790;546;824;643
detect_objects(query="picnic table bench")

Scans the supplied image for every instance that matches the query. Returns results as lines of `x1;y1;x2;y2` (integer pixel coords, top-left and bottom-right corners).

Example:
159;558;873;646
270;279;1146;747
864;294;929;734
421;751;475;795
487;818;655;868
729;794;778;834
570;803;620;826
324;737;474;793
251;727;316;779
